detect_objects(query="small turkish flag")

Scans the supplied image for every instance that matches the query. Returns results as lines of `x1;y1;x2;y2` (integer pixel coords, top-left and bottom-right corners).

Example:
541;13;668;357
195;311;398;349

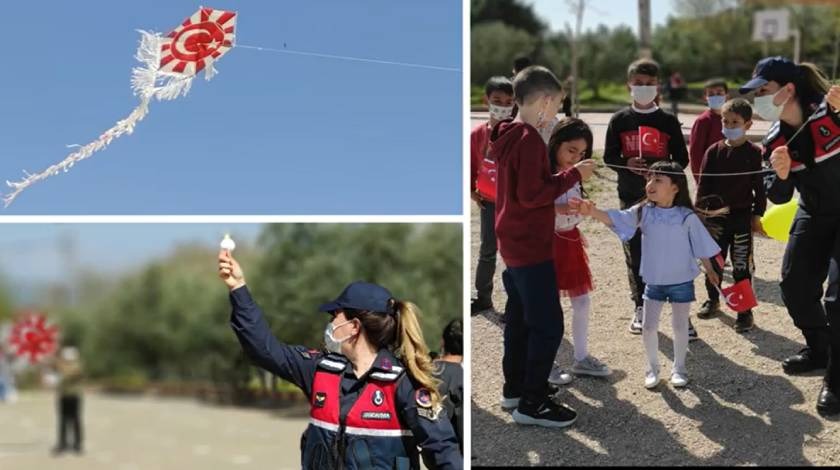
720;279;758;313
475;158;497;201
639;126;668;158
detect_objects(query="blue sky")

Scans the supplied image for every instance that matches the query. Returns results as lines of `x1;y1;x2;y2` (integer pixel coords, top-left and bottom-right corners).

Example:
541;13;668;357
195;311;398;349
531;0;673;34
0;1;462;215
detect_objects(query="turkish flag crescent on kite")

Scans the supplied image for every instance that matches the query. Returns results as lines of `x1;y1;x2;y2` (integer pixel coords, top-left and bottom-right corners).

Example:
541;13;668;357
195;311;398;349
720;279;758;313
160;7;237;78
638;126;668;159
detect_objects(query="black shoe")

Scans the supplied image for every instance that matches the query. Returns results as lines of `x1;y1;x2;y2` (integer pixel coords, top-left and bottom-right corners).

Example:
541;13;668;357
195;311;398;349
51;447;67;457
511;398;577;428
471;298;493;315
697;300;720;319
735;311;754;333
817;380;840;416
783;348;828;375
688;319;699;342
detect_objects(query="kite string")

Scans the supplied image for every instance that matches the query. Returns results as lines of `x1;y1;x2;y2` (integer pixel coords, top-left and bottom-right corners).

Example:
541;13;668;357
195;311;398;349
235;43;461;73
598;161;773;177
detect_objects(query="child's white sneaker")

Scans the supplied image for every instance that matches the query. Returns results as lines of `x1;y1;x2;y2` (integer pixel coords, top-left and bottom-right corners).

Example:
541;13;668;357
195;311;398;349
644;371;660;389
671;372;689;388
548;367;573;386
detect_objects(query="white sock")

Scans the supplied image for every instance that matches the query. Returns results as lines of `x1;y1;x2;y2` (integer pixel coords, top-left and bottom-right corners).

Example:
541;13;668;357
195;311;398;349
570;294;591;362
642;299;664;375
671;302;691;375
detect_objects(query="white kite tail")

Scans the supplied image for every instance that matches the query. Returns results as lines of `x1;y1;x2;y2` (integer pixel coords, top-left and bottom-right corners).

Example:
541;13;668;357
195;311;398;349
3;30;205;207
3;98;152;207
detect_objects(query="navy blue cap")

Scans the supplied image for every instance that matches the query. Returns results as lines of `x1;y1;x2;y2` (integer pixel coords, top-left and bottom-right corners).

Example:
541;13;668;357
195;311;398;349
739;56;799;94
318;281;396;315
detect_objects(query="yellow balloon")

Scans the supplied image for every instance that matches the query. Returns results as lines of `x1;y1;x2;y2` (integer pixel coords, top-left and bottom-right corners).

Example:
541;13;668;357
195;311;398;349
761;199;798;242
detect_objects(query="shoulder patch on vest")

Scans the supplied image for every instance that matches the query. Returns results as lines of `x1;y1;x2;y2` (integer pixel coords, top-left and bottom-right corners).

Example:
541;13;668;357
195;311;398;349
415;388;432;408
296;346;322;360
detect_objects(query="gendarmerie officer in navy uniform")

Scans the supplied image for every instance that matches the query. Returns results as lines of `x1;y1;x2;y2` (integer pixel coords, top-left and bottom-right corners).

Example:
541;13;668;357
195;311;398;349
218;249;463;469
741;56;840;415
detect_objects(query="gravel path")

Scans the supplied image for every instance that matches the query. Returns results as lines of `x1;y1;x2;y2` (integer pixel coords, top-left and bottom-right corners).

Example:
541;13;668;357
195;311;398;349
470;172;840;466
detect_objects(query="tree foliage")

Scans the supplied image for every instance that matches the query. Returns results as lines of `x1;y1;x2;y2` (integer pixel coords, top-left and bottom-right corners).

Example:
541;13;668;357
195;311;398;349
39;224;461;391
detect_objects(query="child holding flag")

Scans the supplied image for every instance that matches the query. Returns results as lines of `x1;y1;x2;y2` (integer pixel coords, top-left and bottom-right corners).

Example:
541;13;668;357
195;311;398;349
573;161;722;389
603;59;691;338
695;98;767;332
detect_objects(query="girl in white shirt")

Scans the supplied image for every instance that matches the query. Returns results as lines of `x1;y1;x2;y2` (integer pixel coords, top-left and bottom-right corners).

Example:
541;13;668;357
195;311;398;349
547;118;611;385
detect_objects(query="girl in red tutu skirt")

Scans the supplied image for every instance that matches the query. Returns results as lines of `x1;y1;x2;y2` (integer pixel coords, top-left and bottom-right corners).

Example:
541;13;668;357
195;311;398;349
547;118;612;385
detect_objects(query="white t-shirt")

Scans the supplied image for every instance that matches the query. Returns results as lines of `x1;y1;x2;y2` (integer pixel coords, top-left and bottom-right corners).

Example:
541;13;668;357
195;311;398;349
554;182;583;232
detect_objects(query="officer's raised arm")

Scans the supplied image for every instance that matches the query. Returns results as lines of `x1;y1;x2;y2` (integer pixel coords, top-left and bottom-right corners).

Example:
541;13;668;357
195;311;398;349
218;250;319;393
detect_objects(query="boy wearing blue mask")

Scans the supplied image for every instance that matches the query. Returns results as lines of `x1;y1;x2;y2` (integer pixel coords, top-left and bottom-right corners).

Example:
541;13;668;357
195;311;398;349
604;58;690;337
695;98;767;331
689;79;728;183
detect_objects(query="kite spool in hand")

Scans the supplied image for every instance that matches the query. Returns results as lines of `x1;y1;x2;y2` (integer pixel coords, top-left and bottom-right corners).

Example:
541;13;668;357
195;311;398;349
760;199;798;242
220;234;236;252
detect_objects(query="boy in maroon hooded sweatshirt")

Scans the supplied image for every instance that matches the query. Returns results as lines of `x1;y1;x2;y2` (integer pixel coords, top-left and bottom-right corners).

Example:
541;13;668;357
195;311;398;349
689;78;728;182
491;65;596;428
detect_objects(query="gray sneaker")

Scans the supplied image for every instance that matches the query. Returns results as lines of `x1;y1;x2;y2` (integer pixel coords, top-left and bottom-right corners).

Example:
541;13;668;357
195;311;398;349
629;306;643;334
571;355;612;377
548;367;573;385
500;395;520;411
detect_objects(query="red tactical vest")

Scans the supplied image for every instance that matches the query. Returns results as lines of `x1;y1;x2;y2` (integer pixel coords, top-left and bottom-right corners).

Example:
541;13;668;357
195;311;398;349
302;355;416;470
764;103;840;173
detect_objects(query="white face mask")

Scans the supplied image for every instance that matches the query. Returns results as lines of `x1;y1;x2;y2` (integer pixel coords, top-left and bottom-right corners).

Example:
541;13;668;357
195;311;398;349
707;95;726;110
722;126;745;141
631;86;658;106
753;87;790;122
488;103;513;121
324;320;354;354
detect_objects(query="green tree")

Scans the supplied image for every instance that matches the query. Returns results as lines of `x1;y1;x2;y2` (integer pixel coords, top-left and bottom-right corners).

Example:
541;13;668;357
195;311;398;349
471;0;547;36
252;224;461;352
472;21;539;86
579;25;638;99
0;274;13;323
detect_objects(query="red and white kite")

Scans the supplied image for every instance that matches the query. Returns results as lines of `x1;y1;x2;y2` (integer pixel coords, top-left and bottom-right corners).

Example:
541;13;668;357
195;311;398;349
9;312;60;364
3;7;237;207
160;8;236;77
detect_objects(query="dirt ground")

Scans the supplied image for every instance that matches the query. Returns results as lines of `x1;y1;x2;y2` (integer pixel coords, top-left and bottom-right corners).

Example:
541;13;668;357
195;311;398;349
470;169;840;466
0;391;309;469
